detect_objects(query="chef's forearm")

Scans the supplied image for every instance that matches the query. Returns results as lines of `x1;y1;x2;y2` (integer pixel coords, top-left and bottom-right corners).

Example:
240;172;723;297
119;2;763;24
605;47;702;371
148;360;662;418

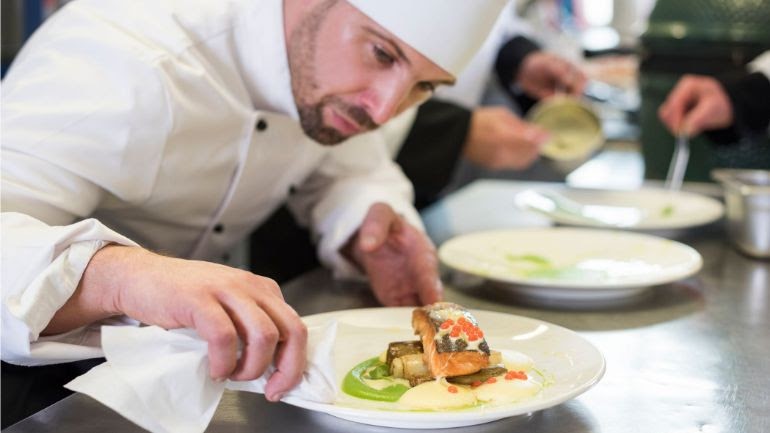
42;244;134;335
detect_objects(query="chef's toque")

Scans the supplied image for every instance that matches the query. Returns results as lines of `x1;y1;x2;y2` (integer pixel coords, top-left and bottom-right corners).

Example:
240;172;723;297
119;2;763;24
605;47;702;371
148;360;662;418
347;0;509;77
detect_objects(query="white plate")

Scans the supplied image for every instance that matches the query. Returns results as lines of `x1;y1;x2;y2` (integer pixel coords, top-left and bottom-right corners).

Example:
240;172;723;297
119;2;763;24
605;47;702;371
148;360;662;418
438;228;702;302
284;308;605;429
514;187;724;230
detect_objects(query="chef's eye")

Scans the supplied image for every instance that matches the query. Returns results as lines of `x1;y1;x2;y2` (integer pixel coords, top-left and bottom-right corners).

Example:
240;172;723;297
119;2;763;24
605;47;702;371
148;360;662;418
373;45;395;66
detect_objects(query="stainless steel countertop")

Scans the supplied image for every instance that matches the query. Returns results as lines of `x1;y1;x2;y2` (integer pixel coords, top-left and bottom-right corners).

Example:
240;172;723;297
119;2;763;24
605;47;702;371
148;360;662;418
6;180;770;433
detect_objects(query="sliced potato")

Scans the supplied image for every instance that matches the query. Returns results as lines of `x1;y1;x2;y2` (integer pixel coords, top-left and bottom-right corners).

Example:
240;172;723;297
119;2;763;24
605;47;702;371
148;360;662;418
391;357;405;378
488;350;502;366
385;340;423;366
400;353;429;378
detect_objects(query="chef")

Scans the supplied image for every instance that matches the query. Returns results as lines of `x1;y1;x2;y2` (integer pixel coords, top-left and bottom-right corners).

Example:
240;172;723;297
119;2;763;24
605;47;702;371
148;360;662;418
0;0;508;417
658;51;770;139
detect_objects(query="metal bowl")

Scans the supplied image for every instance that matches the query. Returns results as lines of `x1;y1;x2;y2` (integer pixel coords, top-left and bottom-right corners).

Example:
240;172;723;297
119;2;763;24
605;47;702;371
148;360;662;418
527;96;604;174
712;169;770;259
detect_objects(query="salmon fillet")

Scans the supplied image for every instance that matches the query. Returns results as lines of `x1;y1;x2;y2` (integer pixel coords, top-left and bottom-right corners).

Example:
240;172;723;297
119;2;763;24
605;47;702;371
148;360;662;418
412;302;490;378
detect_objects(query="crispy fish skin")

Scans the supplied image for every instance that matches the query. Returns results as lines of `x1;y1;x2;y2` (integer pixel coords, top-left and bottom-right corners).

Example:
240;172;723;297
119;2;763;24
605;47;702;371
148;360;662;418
412;302;490;378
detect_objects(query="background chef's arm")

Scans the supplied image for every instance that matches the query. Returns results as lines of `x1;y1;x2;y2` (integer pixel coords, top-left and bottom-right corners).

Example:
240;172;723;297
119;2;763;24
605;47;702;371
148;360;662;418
286;131;423;279
707;51;770;143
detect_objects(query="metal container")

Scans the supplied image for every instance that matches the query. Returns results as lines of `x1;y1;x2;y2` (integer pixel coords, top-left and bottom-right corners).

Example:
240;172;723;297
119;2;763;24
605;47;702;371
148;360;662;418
527;96;604;174
712;169;770;259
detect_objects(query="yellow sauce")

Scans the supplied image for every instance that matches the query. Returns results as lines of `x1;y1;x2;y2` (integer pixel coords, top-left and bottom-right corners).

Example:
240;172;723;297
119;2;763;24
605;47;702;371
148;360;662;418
398;378;477;410
472;376;542;404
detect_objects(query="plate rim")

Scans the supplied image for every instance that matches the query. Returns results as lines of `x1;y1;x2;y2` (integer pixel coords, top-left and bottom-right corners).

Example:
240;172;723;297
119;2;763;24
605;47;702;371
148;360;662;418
514;186;725;230
438;227;703;290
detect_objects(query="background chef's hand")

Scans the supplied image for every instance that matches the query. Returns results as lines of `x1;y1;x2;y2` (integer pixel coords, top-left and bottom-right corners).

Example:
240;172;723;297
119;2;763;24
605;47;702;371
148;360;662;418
44;245;307;402
658;74;734;137
463;106;550;170
344;203;443;306
516;51;587;99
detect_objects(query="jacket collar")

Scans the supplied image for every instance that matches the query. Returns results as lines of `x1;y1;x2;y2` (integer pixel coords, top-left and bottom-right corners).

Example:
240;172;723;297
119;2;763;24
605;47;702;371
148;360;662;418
233;0;299;120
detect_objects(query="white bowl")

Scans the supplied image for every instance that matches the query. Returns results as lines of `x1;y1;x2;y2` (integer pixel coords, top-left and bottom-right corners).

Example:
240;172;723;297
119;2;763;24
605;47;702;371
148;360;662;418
527;96;604;173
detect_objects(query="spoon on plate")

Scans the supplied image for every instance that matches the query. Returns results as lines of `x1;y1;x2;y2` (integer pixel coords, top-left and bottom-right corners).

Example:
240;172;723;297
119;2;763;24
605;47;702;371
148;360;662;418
515;189;645;227
665;133;690;190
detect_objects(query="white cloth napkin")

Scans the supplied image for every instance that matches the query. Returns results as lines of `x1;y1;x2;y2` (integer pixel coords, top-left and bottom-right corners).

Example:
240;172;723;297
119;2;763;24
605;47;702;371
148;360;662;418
66;320;338;433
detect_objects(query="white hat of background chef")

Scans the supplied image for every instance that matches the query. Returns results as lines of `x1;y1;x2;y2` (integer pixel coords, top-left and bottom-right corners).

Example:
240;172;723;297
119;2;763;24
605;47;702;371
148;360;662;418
347;0;509;77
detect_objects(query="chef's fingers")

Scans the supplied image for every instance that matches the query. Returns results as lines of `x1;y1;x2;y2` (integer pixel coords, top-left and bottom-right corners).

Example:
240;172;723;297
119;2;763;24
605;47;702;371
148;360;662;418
264;339;307;402
415;252;443;306
558;62;586;96
659;76;700;134
358;202;398;252
682;98;720;137
499;136;541;169
517;123;550;147
569;69;588;96
398;226;442;306
546;59;584;96
370;276;401;306
192;303;239;381
257;299;308;402
218;291;279;382
395;293;421;306
501;114;548;143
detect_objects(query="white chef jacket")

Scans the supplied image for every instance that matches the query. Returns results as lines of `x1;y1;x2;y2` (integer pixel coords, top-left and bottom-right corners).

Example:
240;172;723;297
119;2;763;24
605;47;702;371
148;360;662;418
749;51;770;79
1;0;423;365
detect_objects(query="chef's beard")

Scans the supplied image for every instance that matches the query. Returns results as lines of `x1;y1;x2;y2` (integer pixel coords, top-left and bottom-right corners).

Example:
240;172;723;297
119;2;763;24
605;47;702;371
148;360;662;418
297;96;377;145
287;0;377;145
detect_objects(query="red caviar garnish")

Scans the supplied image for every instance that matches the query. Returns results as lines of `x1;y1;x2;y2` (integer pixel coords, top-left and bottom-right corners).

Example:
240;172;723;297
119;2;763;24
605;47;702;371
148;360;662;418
440;320;452;330
450;326;461;338
447;386;458;394
505;371;528;380
486;377;497;384
471;381;482;388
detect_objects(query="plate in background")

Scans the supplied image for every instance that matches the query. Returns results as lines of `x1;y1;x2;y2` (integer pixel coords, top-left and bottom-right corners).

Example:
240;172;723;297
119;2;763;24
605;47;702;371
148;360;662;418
438;228;702;303
514;187;724;230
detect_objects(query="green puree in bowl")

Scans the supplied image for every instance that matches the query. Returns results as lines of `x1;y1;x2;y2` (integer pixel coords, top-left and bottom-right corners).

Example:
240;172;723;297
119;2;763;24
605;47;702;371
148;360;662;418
342;357;410;402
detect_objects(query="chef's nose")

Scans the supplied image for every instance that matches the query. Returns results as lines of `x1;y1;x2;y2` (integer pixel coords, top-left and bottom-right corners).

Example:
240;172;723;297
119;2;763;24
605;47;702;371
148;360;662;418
361;76;412;125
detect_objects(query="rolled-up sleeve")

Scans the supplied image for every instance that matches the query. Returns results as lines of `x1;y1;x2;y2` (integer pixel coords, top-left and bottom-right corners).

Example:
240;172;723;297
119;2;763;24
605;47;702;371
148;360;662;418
0;2;169;365
1;213;139;365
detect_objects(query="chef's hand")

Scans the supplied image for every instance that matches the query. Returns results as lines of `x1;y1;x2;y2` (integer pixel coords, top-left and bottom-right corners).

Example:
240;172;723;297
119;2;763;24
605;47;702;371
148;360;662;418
344;203;443;306
463;106;550;170
658;74;734;137
516;51;587;99
43;245;307;402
